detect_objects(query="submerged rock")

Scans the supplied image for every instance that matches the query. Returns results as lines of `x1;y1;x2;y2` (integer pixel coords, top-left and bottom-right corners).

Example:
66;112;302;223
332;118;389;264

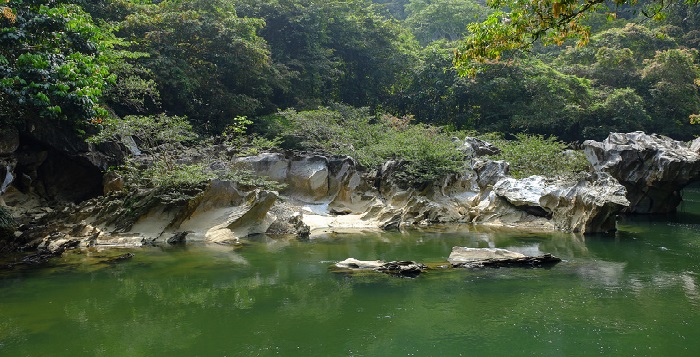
6;235;81;267
167;232;189;245
584;132;700;213
101;252;135;264
448;247;561;269
333;258;426;278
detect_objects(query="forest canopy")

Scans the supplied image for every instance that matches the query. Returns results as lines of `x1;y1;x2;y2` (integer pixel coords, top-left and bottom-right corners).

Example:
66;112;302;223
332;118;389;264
1;0;699;142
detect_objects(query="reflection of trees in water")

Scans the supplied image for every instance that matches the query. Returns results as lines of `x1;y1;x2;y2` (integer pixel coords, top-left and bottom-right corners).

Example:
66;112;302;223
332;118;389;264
5;219;700;355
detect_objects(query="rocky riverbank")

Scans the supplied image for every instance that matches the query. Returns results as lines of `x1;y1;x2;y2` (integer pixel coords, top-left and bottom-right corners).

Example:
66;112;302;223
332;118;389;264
2;130;700;264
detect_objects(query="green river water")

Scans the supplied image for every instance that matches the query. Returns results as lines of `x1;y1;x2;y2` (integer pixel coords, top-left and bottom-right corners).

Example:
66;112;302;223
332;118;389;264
2;188;700;356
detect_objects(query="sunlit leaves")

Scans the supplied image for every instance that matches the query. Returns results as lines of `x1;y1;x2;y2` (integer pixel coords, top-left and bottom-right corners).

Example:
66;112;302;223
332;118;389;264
453;0;699;76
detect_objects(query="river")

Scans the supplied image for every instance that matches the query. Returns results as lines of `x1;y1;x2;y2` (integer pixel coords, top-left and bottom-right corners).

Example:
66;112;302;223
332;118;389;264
2;187;700;356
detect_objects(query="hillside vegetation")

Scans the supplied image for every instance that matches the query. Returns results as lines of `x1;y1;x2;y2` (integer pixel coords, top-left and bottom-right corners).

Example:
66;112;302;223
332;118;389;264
2;0;699;185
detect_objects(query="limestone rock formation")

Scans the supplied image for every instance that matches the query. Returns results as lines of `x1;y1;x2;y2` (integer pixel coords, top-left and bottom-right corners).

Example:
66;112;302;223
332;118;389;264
473;173;629;233
36;150;630;251
119;180;279;244
539;172;629;233
448;247;562;268
1;118;127;202
584;132;700;213
460;136;501;157
0;206;17;249
2;136;636;258
493;176;548;207
472;159;509;189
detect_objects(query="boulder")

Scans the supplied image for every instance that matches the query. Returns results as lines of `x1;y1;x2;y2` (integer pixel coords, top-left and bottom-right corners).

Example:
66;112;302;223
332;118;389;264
167;231;189;245
225;189;278;238
234;152;371;210
493;176;548;208
448;247;561;268
289;212;310;239
583;132;700;213
540;172;629;233
102;171;124;194
288;155;330;200
460;137;501;157
472;159;509;189
333;258;426;277
474;173;629;233
0;206;17;247
234;153;288;181
175;181;278;243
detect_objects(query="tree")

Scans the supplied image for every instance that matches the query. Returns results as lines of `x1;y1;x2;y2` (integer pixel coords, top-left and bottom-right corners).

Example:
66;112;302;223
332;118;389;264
372;0;411;19
454;0;700;76
235;0;418;111
582;87;650;140
118;0;284;132
404;0;490;45
392;40;472;128
0;0;117;127
640;48;700;138
552;23;676;90
509;59;592;141
233;0;342;109
325;2;418;108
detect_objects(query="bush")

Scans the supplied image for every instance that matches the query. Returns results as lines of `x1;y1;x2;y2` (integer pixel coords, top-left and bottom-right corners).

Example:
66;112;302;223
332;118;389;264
88;114;197;150
92;112;286;194
362;124;465;186
221;116;283;156
281;103;386;157
483;133;590;179
282;104;464;187
114;155;286;194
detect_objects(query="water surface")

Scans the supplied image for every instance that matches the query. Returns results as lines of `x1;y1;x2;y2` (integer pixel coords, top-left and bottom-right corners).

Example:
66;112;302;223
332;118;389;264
2;189;700;356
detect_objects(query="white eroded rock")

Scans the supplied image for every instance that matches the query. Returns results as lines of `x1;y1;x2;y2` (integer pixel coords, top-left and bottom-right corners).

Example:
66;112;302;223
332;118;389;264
447;247;526;264
36;148;633;254
584;131;700;213
540;172;629;233
234;153;288;181
335;258;385;269
288;156;329;200
493;176;547;207
474;173;629;233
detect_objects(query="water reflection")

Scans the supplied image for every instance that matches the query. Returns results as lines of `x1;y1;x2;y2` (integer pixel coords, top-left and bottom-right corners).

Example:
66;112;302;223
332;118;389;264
2;195;700;355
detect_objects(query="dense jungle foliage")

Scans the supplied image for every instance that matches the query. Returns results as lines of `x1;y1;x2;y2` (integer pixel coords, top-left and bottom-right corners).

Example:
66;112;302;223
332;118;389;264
1;0;700;185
